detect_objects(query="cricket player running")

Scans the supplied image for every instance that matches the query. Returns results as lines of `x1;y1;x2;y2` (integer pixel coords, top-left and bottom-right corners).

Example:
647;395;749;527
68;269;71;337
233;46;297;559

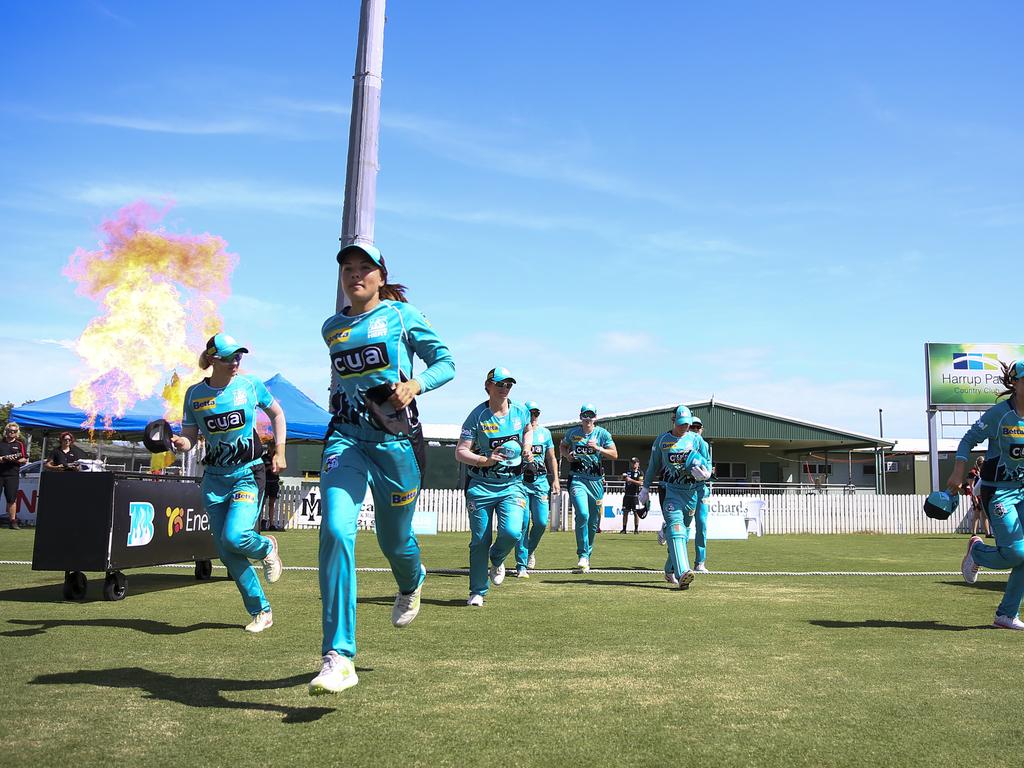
310;244;455;694
174;333;287;633
560;404;617;572
640;405;711;590
689;416;712;572
456;368;533;605
950;360;1024;630
513;401;560;577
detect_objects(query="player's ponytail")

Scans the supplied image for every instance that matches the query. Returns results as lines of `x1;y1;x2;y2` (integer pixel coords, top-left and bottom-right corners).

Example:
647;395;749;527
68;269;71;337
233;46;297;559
198;350;214;370
379;281;409;303
996;360;1019;400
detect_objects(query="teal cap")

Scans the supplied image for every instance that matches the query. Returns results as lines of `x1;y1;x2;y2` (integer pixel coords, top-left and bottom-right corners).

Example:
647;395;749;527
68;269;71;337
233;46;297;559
205;333;248;359
580;403;597;417
524;401;540;412
674;405;693;426
487;367;516;384
1014;361;1024;380
337;242;386;272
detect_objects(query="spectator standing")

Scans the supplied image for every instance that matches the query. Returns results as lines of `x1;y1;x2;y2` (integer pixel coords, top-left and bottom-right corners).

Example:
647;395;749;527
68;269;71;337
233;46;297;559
46;431;84;471
260;439;282;531
964;456;991;538
0;422;28;529
620;458;644;534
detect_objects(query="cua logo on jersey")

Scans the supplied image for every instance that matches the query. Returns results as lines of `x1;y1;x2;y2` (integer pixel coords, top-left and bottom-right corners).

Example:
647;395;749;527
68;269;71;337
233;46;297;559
391;488;418;507
204;409;245;433
668;450;692;465
489;435;519;449
192;398;217;412
531;445;544;455
1009;445;1024;460
233;490;256;503
574;445;596;455
326;327;352;346
331;343;389;377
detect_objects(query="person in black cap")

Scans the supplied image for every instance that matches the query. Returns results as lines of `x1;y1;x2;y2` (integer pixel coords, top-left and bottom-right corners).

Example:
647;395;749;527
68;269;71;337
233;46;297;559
620;458;643;534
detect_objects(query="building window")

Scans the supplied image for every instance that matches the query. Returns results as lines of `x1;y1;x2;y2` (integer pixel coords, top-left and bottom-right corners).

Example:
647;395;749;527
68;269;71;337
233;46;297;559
714;462;747;479
863;464;876;476
802;463;832;476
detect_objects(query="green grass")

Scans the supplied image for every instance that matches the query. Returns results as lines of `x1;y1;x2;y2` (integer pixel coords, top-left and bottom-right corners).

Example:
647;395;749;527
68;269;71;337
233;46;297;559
1;530;1021;767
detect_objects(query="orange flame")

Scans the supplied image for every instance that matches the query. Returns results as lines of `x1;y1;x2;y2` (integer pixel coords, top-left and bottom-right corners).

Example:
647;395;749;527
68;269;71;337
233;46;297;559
64;201;237;433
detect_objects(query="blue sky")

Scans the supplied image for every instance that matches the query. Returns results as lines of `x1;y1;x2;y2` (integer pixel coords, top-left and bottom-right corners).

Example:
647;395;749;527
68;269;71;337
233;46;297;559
1;1;1021;438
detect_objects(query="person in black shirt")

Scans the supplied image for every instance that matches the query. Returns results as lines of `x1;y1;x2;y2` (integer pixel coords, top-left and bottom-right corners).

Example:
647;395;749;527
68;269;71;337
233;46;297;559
260;439;282;531
620;457;644;534
46;431;84;471
0;422;28;529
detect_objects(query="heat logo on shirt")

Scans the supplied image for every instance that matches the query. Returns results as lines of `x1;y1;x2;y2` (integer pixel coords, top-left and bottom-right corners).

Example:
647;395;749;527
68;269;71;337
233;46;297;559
326;327;352;346
204;409;246;434
391;488;418;507
192;398;217;412
233;491;256;503
331;343;389;377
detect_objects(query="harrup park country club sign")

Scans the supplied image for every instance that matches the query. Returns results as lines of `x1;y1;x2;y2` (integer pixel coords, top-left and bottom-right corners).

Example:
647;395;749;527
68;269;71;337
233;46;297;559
926;342;1024;408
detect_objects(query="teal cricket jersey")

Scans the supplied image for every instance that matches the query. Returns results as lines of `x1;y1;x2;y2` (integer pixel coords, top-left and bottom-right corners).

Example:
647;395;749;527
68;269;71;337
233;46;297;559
644;430;711;491
462;401;532;488
957;400;1024;489
182;374;274;474
524;425;554;492
321;300;454;433
562;426;614;478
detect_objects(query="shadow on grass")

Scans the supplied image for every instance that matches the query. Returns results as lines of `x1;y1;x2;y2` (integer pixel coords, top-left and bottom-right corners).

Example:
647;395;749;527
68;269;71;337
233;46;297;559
543;578;671;591
30;668;347;723
357;594;466;608
2;617;240;638
0;573;227;604
939;579;1007;592
809;619;994;632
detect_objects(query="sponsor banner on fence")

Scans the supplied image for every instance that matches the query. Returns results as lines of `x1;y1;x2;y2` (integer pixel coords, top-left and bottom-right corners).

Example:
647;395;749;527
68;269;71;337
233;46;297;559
926;342;1024;407
602;494;762;538
292;484;438;535
14;475;39;524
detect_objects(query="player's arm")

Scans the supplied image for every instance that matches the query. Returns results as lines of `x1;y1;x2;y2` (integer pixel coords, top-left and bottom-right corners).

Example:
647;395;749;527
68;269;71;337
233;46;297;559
172;425;200;453
456;438;500;468
947;411;994;492
546;446;560;494
261;400;288;473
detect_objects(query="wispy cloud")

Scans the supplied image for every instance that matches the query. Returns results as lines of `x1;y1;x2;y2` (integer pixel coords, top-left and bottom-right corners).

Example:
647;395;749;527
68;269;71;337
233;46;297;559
34;338;77;351
92;2;133;27
74;112;273;136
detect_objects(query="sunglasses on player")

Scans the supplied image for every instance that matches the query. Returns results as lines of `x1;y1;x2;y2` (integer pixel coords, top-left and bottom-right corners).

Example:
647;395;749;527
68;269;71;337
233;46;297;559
490;380;514;390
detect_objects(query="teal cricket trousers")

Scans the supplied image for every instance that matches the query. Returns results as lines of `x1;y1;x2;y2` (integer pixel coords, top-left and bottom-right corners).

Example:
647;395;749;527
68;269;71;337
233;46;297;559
570;476;604;559
467;481;526;596
203;461;272;617
663;486;700;579
515;483;549;569
319;430;425;658
972;486;1024;619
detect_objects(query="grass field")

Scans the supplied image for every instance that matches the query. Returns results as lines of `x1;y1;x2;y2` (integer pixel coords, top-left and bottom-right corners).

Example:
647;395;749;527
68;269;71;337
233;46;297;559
1;529;1021;768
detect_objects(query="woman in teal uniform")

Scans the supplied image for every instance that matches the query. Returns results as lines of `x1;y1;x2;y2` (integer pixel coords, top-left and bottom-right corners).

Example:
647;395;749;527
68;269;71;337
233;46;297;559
514;401;559;576
456;368;533;605
560;405;617;572
174;334;287;633
309;243;455;694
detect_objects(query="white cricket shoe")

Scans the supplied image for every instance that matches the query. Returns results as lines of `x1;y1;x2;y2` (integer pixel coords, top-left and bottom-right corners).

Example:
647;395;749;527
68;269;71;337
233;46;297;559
664;571;679;585
309;651;359;695
262;535;283;584
657;528;666;546
489;562;506;585
993;614;1024;631
515;567;530;579
678;570;695;590
575;557;590;574
467;594;484;607
527;552;536;569
244;610;273;633
694;563;709;573
392;564;426;628
961;535;981;584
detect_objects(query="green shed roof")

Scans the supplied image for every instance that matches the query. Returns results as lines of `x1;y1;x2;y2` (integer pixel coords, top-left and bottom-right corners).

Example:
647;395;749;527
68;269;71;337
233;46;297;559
545;400;893;451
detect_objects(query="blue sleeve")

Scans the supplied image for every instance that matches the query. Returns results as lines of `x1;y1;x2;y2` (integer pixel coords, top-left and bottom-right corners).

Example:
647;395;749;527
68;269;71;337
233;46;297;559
251;377;274;409
698;436;712;462
956;406;998;461
460;405;480;443
401;303;455;394
599;428;615;448
644;436;662;488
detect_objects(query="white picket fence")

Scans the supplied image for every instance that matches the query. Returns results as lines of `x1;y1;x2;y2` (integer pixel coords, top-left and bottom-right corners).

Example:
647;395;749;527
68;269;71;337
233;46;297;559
277;480;971;535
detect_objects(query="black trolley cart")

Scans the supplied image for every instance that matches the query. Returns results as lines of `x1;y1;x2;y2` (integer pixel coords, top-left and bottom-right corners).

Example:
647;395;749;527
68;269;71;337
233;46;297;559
31;471;217;600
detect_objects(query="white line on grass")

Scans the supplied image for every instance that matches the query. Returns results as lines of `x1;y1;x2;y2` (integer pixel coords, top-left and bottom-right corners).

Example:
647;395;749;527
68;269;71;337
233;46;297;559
0;560;1008;576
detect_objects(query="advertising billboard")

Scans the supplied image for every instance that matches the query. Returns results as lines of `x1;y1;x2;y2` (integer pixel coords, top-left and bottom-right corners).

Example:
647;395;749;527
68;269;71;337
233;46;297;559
925;342;1024;408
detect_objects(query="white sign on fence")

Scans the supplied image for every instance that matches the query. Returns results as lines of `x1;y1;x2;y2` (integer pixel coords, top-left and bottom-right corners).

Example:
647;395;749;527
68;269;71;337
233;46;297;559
14;476;39;524
291;484;438;535
600;493;760;539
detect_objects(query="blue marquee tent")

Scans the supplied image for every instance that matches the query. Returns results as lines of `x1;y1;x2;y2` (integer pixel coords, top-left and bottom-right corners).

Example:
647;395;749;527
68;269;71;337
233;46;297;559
9;373;331;442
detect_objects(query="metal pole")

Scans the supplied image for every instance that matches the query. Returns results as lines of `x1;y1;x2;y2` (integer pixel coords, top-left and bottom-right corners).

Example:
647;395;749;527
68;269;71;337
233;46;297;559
878;408;883;438
335;0;387;313
927;408;940;492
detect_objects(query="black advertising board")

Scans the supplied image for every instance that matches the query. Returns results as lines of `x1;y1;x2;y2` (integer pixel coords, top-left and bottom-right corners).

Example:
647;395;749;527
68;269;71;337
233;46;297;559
109;475;216;569
32;472;217;573
32;472;115;572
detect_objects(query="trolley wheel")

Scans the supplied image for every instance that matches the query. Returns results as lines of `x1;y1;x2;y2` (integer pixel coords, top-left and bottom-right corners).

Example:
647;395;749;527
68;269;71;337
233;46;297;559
195;559;213;580
63;570;88;601
103;571;127;601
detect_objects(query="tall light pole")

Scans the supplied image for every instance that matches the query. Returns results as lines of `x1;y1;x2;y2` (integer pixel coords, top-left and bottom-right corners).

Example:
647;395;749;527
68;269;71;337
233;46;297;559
336;0;386;313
